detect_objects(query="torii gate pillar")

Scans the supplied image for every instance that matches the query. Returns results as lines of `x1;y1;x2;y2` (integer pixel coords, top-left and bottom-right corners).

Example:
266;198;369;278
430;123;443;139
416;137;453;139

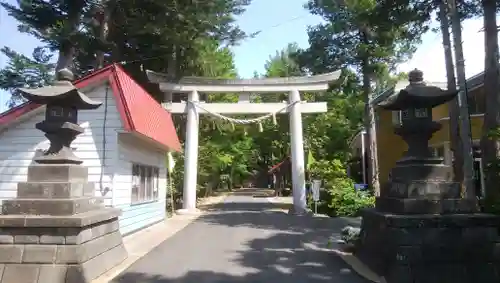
288;89;307;214
177;90;200;214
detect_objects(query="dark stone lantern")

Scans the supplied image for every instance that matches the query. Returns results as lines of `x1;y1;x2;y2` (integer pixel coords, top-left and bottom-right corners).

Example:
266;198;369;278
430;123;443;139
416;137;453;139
375;68;476;214
18;69;102;164
380;69;457;164
356;69;500;283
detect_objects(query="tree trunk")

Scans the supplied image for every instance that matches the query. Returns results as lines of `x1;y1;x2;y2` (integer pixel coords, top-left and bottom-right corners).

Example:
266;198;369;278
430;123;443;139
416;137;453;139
163;45;179;103
95;2;110;69
480;0;500;204
362;58;380;196
448;0;475;200
439;1;463;182
55;11;81;72
55;43;76;72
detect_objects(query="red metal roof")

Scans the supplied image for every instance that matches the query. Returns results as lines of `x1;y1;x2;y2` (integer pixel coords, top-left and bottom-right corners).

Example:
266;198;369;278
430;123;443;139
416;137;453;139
0;64;182;152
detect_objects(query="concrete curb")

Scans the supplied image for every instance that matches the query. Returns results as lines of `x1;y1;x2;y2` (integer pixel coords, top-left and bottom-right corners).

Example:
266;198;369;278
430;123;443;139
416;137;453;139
331;249;386;283
91;193;229;283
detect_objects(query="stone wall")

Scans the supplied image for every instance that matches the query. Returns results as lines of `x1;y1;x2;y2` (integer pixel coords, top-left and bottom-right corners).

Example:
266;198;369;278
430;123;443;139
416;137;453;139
357;209;500;283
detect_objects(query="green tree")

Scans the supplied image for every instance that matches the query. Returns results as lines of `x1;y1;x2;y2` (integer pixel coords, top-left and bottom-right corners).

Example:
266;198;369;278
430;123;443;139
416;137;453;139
1;0;253;204
1;0;92;71
297;0;429;195
0;46;55;106
1;0;252;100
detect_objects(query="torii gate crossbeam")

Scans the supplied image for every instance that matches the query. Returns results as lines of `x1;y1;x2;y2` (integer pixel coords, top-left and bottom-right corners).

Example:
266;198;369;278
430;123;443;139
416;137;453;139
147;70;341;215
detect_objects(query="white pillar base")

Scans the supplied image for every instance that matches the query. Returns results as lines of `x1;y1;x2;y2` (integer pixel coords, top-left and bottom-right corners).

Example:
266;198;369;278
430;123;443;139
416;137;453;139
175;208;202;215
287;205;312;216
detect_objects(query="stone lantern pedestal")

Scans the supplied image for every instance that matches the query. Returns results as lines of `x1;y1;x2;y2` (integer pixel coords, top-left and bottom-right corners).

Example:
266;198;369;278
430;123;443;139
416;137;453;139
0;165;127;283
0;69;127;283
356;70;500;283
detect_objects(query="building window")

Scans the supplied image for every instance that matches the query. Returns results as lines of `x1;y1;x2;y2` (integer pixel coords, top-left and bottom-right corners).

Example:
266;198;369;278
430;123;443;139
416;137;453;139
131;164;160;204
430;145;445;158
467;88;485;115
391;111;402;126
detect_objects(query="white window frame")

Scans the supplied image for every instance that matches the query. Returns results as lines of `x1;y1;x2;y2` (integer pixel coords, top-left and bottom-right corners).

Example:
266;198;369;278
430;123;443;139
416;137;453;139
429;142;451;165
391;111;402;126
131;163;160;205
445;140;485;198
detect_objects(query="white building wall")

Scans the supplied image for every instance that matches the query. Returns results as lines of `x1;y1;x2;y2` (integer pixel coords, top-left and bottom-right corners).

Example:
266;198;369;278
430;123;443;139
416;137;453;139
114;134;168;235
0;83;121;208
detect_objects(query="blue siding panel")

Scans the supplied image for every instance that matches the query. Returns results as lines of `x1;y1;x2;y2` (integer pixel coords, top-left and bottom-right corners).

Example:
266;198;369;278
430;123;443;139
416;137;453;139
117;201;166;235
120;213;165;236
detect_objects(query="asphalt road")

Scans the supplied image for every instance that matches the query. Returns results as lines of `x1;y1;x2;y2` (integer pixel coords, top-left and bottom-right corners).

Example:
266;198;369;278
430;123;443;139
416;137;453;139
110;193;371;283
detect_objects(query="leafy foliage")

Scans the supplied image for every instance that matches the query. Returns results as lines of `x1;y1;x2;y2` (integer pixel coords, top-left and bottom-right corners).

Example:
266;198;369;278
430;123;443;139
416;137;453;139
0;46;55;107
0;0;251;100
340;226;361;247
309;160;374;217
294;0;430;194
298;0;428;75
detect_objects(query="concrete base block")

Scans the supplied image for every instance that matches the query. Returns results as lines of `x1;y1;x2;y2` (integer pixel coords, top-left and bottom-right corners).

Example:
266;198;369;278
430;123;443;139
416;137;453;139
0;244;127;283
0;218;127;283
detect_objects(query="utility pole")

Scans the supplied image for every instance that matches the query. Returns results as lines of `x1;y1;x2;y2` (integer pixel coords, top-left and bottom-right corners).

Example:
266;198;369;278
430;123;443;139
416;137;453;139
447;0;476;200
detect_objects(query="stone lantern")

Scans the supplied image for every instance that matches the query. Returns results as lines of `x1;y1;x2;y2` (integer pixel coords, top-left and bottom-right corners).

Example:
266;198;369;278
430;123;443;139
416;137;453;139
376;68;475;214
0;69;127;283
23;69;102;165
356;69;500;283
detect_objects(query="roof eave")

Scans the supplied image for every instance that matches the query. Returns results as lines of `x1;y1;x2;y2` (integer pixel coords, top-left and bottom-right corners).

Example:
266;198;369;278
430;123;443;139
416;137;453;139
118;130;182;153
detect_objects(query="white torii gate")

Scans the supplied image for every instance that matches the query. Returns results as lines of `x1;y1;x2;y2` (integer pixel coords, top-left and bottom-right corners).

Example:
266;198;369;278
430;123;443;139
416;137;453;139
147;70;341;215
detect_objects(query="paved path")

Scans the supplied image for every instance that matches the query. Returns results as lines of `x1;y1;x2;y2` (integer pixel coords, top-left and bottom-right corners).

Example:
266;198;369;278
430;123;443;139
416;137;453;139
110;193;371;283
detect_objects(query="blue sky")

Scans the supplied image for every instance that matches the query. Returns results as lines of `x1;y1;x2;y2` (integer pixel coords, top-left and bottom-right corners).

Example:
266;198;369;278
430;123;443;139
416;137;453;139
0;0;496;112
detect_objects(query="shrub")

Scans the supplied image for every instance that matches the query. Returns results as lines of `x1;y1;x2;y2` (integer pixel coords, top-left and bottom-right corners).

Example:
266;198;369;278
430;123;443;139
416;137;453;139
341;226;361;245
309;159;375;217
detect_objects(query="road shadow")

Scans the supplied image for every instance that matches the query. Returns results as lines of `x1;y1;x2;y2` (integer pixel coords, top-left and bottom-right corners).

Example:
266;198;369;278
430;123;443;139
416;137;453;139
201;201;361;234
110;199;369;283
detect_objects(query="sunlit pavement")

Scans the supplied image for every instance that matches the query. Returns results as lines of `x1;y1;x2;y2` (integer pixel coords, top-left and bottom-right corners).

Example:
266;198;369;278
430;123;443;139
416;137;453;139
109;192;371;283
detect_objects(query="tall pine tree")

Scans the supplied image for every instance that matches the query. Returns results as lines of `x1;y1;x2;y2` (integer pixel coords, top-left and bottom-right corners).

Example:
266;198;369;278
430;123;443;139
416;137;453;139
297;0;428;194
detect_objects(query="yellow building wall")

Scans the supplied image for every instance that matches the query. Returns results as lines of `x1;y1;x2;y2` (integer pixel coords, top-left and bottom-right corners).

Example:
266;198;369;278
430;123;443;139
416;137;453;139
376;109;406;186
376;103;484;187
430;102;484;144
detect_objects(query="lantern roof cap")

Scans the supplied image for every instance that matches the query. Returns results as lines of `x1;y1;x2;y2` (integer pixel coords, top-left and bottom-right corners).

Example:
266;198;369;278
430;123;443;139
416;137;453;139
17;69;102;110
376;69;458;110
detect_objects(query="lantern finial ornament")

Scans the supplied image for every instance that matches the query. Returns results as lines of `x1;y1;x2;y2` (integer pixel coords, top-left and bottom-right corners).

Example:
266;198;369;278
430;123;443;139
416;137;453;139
56;68;75;81
408;68;424;84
